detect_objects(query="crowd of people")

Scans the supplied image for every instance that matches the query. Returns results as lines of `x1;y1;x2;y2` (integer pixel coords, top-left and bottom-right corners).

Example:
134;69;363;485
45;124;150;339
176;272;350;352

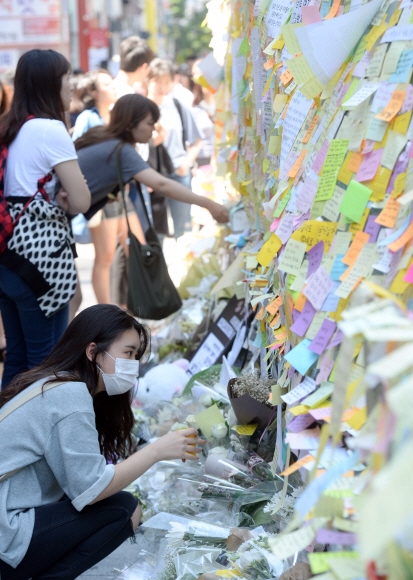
0;38;228;391
0;38;223;579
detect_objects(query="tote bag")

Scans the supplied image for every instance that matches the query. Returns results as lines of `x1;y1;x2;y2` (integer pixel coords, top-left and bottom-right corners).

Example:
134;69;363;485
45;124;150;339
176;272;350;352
116;144;182;320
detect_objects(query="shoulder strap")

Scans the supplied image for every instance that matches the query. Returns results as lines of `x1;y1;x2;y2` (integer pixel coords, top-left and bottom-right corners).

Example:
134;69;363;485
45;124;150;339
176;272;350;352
173;98;187;150
0;381;66;484
116;143;152;239
0;381;66;423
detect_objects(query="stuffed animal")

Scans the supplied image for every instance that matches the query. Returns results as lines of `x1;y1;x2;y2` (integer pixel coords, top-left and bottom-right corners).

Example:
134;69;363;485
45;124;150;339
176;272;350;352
134;360;189;407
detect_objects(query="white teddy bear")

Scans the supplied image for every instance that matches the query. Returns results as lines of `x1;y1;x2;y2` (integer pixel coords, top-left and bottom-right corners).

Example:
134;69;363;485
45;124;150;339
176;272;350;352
134;359;189;407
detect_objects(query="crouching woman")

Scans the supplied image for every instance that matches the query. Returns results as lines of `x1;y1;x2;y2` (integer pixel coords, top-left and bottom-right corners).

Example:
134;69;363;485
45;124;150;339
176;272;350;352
0;304;201;579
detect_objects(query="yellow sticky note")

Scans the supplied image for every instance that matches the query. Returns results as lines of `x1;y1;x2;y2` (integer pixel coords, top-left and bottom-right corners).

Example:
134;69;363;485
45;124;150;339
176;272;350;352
268;135;282;155
291;220;338;251
308;552;360;575
289;404;310;416
232;424;258;435
286;55;314;85
273;94;288;113
215;570;243;578
346;406;367;430
299;76;325;99
281;23;303;55
194;404;225;441
256;233;282;267
394;111;412;135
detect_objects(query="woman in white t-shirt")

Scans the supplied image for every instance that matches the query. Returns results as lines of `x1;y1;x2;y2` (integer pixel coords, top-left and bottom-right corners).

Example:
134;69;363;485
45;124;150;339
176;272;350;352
0;49;91;389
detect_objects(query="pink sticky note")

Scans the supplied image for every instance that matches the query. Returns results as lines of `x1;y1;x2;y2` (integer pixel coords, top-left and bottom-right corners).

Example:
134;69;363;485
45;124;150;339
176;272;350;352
297;177;318;213
290;300;317;337
270;217;282;232
276;212;294;244
402;83;413;114
303;266;334;311
309;406;331;420
302;5;321;23
316;351;335;384
287;414;315;433
308;319;337;355
307;241;324;278
364;214;381;243
356;149;383;182
404;261;413;284
316;529;357;545
312;141;330;174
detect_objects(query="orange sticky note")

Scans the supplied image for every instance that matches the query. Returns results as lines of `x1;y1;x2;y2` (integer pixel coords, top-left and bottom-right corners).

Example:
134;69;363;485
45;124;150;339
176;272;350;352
294;293;307;312
266;295;283;315
376;90;406;122
281;454;315;476
388;221;413;253
347;152;363;173
264;57;275;70
325;0;340;19
375;197;401;228
280;68;293;86
342;231;370;266
288;149;307;178
302;116;320;144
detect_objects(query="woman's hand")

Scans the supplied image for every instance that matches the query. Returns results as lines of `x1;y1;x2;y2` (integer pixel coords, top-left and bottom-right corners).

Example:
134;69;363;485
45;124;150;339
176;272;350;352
206;199;230;223
151;429;205;462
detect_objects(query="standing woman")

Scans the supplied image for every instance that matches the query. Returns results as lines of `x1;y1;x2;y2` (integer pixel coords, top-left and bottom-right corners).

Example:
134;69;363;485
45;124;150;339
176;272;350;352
0;49;91;389
0;304;202;578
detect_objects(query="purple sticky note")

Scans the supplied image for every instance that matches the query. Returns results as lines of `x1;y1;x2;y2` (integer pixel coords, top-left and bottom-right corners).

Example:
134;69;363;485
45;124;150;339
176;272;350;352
327;328;344;349
308;319;337;355
312;140;330;174
290;300;317;337
364;214;381;243
316;529;357;546
307;241;324;279
287;414;315;433
355;149;383;182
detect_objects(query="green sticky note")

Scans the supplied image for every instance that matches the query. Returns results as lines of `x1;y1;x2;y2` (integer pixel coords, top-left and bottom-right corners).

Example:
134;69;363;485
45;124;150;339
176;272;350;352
340;180;372;223
194;404;225;441
273;191;291;218
237;37;250;57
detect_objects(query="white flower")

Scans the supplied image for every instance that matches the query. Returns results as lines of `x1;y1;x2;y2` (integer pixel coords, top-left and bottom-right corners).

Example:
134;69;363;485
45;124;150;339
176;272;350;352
185;414;199;428
239;548;262;568
165;522;187;547
209;446;228;457
199;393;214;407
211;423;227;438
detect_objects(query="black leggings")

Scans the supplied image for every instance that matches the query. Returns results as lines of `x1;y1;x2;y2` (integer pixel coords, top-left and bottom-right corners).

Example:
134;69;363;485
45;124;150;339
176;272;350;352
0;491;138;580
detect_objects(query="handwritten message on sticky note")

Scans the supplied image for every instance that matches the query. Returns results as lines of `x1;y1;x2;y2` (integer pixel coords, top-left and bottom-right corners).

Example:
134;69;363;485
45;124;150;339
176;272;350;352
355;149;383;182
279;239;307;274
303;266;334;310
340;180;372;223
342;231;370;266
307;241;324;278
308;319;337;355
256;233;282;267
281;376;317;405
290;300;317;337
287;413;315;433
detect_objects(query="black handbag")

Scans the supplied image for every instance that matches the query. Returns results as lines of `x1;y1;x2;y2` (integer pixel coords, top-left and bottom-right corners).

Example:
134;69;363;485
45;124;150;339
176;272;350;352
116;144;182;320
147;143;174;235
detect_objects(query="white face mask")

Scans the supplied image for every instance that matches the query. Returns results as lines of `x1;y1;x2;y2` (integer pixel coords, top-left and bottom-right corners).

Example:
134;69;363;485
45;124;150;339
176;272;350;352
97;351;140;396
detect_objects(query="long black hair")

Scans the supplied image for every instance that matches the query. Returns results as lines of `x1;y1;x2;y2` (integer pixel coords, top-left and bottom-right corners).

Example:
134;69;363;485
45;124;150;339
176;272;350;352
74;93;160;149
0;49;70;146
0;305;150;463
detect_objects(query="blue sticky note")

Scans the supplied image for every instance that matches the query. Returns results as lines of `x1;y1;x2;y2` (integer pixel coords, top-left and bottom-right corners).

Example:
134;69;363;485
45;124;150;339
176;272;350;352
285;339;319;375
330;254;347;281
390;50;413;83
321;281;341;312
